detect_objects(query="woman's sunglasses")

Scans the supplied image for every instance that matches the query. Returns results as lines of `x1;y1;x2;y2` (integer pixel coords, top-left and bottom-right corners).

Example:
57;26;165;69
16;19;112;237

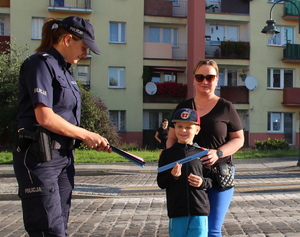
194;74;216;82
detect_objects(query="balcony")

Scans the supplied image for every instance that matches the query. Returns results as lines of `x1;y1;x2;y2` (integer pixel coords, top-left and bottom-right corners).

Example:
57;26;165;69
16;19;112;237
48;0;92;13
144;42;187;60
283;43;300;63
220;86;249;104
206;41;250;59
282;87;300;106
0;0;9;7
283;0;300;20
144;0;187;17
206;0;249;14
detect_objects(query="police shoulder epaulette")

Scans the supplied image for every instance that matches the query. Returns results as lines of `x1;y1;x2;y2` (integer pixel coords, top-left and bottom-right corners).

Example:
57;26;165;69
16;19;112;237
38;52;51;60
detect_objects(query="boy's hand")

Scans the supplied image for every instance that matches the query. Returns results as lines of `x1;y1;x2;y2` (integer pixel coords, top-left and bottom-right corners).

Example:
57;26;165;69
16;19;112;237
171;163;182;177
188;173;203;187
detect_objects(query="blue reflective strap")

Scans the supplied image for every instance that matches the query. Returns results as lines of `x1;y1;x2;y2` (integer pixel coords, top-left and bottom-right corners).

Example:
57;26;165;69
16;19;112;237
157;150;208;173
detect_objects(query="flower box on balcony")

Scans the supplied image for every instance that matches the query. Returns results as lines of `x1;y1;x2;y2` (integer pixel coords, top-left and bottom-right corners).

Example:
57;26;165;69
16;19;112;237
143;81;187;103
220;41;250;59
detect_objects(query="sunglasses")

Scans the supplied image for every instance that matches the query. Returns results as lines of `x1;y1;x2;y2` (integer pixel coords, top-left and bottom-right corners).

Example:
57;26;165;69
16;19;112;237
194;74;216;82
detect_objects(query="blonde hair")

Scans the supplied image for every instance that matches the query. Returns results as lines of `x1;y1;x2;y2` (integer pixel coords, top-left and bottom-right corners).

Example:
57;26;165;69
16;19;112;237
193;59;219;75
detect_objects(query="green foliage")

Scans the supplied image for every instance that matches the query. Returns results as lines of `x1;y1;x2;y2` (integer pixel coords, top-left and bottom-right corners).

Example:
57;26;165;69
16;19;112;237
0;40;30;148
142;66;153;86
79;85;120;149
254;138;290;151
0;148;299;164
220;41;250;58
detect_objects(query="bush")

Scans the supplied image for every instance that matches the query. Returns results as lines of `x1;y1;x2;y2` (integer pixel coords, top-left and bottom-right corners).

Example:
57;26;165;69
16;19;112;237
254;138;290;151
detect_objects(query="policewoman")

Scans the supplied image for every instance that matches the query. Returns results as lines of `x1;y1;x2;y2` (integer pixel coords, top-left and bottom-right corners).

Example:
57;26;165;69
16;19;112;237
13;16;111;236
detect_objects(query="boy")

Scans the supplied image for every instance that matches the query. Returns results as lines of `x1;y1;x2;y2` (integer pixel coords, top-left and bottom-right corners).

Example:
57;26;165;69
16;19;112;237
157;108;212;237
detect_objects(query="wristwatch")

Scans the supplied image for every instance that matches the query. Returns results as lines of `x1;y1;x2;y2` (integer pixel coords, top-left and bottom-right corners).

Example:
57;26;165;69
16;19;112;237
217;149;223;158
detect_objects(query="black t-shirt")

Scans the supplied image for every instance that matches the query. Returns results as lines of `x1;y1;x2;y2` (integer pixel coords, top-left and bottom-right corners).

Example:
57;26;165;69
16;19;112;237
171;98;243;163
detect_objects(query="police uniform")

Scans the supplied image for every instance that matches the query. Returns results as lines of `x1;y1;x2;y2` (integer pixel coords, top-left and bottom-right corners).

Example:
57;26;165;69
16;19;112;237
13;47;81;236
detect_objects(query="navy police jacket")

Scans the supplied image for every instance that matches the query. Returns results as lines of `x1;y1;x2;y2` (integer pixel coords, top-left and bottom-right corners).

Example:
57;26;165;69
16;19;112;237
16;47;81;141
157;143;212;218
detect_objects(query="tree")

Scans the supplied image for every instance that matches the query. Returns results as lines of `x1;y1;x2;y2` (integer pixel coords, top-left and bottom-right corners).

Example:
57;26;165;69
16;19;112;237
0;40;29;149
79;85;120;148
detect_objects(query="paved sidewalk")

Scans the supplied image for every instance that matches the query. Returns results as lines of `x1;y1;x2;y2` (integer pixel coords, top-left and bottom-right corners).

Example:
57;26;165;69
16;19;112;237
0;157;300;236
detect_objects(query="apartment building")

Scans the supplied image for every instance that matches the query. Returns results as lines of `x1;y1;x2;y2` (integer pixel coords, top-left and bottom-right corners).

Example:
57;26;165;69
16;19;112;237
1;0;299;148
205;0;300;148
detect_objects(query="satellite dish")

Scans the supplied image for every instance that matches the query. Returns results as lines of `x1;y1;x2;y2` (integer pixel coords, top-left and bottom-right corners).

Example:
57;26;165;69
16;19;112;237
245;76;258;91
145;82;157;95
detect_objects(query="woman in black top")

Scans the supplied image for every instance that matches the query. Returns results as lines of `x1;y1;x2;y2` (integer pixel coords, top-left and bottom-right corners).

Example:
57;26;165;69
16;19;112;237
166;60;244;237
154;118;169;152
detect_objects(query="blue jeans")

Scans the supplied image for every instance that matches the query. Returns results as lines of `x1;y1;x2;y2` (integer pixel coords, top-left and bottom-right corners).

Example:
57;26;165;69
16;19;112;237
169;216;208;237
207;166;235;237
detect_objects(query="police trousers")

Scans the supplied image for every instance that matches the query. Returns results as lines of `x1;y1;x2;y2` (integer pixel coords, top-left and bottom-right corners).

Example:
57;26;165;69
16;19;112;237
13;148;75;237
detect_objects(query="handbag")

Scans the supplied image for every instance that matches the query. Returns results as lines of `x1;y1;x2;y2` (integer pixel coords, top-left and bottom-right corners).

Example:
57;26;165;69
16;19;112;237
212;162;234;190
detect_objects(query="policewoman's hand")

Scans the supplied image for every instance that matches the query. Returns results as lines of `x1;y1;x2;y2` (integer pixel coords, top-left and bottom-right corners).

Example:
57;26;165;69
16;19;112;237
82;131;112;152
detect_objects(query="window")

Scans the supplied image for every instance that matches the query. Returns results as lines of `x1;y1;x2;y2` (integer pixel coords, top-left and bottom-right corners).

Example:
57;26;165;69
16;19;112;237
32;18;45;40
109;22;126;43
144;111;171;130
268;26;294;46
267;68;293;89
218;68;238;87
52;0;64;6
108;67;125;88
109;111;126;131
163;72;177;82
76;65;90;86
173;0;179;6
151;71;177;83
0;19;4;36
268;112;293;144
268;112;282;132
148;27;178;47
209;25;238;45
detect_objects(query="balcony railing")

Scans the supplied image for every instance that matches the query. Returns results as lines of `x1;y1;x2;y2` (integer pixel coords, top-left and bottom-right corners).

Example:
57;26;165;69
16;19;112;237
284;0;300;19
0;0;9;7
206;41;250;59
144;42;187;60
206;0;249;14
144;0;187;17
220;86;249;104
283;43;300;62
48;0;92;13
282;87;300;106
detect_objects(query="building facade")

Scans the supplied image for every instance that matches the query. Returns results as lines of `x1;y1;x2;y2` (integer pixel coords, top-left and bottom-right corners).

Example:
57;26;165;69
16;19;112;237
1;0;299;148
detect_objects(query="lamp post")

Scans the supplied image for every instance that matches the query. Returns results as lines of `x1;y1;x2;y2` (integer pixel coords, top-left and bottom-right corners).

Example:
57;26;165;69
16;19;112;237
261;0;300;40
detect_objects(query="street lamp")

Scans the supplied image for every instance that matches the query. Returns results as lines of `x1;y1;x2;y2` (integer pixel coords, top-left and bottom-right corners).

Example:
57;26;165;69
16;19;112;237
261;0;300;41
